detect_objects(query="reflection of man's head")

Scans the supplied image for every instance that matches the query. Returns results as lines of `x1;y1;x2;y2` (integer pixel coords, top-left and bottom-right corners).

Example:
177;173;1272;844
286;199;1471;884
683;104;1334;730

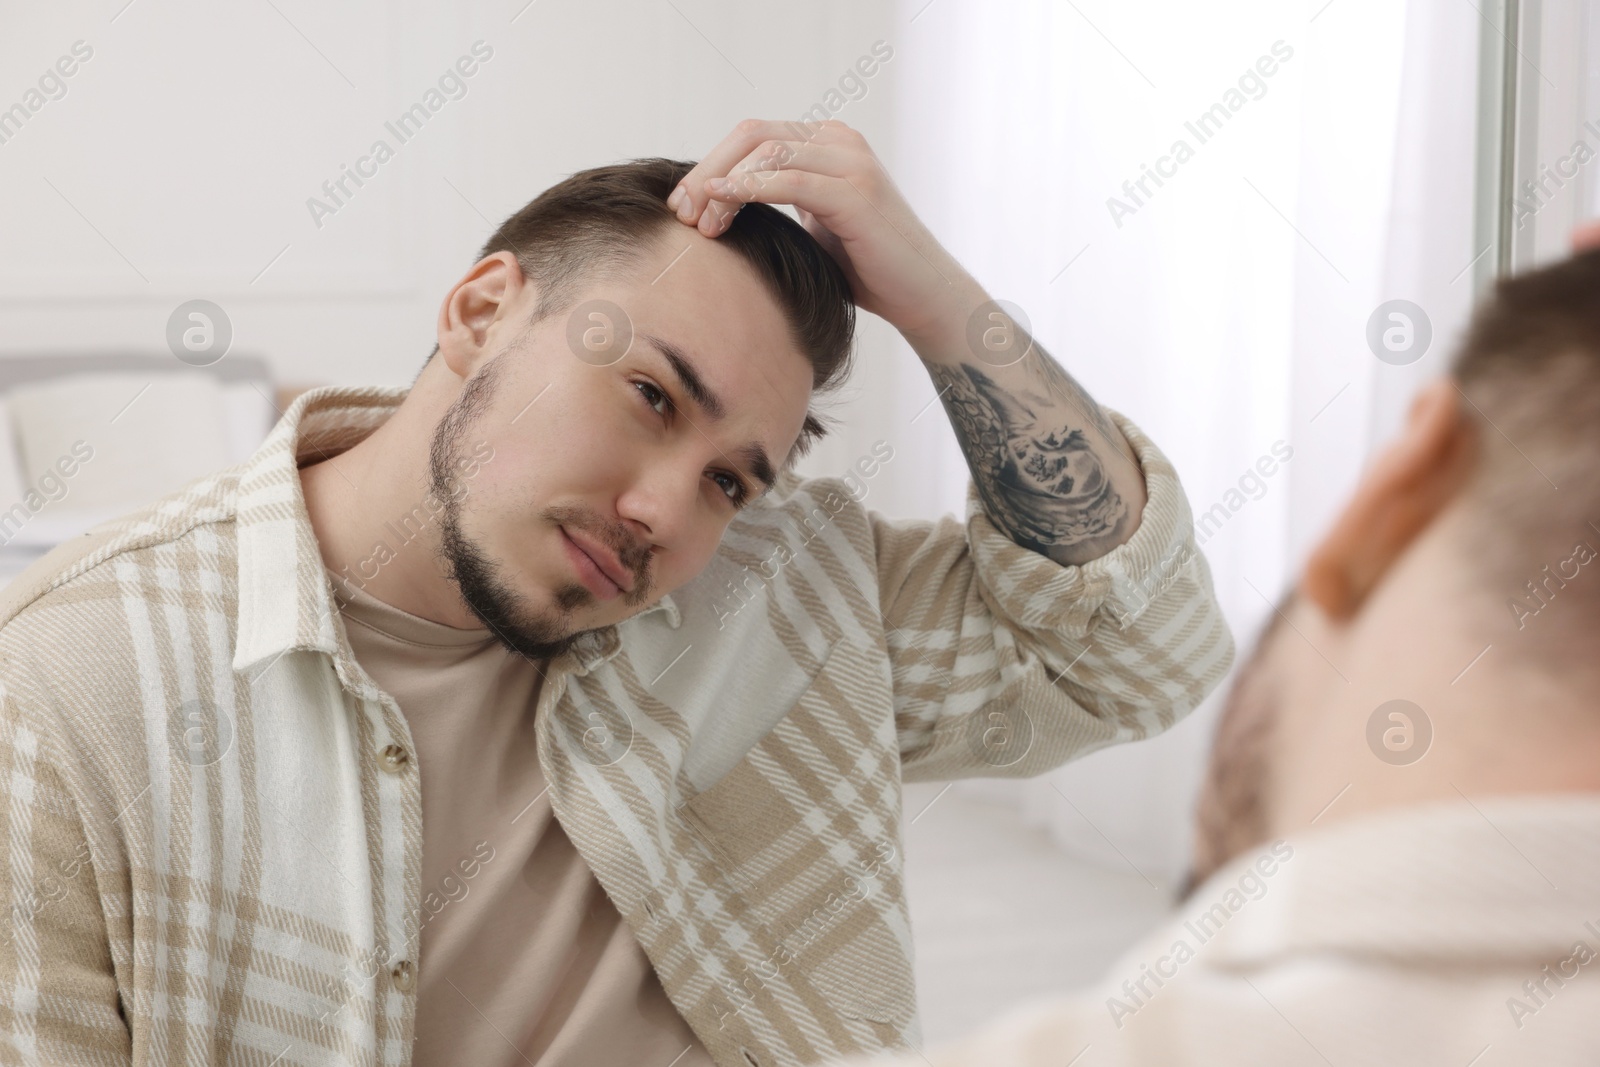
1184;244;1600;897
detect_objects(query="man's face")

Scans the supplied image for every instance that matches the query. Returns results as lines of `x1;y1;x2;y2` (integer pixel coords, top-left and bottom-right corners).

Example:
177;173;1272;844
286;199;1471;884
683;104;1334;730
429;226;815;663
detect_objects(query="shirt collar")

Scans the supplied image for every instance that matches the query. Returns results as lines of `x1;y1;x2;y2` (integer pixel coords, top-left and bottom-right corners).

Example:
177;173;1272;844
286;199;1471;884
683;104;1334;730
231;383;680;683
1195;795;1600;967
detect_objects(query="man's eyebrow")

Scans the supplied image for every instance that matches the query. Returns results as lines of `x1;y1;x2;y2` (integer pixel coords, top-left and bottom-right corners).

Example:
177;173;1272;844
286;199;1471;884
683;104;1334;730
638;331;778;495
640;332;725;419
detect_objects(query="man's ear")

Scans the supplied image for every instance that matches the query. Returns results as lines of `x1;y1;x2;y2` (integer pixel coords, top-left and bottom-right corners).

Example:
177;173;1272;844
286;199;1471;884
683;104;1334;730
436;251;527;379
1570;219;1600;252
1302;376;1477;619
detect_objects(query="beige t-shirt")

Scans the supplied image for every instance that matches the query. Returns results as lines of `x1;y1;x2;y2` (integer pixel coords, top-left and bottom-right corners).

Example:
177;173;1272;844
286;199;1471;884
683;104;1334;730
331;572;716;1067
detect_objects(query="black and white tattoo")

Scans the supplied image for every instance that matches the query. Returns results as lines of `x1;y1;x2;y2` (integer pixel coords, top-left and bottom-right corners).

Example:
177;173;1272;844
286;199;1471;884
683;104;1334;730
927;357;1131;560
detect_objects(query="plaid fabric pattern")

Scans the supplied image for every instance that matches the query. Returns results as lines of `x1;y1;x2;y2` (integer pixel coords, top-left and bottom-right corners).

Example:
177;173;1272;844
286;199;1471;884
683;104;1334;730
0;385;1233;1067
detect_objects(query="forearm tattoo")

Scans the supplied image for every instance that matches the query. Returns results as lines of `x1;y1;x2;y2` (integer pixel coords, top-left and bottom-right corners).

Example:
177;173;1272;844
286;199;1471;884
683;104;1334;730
927;357;1130;557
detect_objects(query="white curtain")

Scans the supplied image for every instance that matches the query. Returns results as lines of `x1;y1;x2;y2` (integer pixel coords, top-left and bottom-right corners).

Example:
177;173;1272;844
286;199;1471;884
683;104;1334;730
884;0;1482;887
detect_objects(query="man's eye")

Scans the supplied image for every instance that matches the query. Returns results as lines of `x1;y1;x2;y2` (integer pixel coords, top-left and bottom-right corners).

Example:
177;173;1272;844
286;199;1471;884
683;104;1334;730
634;379;748;506
712;471;749;506
635;380;670;417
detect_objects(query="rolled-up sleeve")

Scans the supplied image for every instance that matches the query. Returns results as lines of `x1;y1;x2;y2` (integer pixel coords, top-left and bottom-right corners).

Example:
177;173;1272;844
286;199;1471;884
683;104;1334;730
872;407;1235;783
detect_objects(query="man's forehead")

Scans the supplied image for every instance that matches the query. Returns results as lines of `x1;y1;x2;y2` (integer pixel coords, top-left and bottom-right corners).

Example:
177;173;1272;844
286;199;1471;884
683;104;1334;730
633;227;806;357
598;230;815;475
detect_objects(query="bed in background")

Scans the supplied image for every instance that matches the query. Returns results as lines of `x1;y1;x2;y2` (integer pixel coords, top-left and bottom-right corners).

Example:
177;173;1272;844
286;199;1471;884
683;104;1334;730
0;352;283;585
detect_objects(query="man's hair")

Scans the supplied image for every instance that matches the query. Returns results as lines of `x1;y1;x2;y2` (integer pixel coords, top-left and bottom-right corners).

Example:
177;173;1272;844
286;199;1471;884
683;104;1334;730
1451;246;1600;601
439;157;857;471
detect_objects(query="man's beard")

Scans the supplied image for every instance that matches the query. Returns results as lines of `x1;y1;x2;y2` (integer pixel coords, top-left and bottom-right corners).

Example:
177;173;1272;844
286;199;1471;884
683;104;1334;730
1178;591;1292;901
426;355;594;664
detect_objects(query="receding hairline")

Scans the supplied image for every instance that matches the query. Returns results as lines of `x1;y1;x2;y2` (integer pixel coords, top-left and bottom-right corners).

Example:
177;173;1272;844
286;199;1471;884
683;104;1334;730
507;224;829;480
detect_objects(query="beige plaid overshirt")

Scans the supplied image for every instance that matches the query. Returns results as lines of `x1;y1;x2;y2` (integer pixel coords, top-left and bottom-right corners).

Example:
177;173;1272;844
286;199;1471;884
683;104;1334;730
0;384;1233;1066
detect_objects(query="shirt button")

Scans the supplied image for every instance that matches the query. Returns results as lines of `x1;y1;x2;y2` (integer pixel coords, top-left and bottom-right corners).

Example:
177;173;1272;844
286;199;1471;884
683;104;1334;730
378;744;409;774
390;959;416;992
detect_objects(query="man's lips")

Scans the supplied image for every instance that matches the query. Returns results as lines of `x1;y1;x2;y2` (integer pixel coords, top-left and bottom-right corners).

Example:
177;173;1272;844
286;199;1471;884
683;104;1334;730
561;526;634;595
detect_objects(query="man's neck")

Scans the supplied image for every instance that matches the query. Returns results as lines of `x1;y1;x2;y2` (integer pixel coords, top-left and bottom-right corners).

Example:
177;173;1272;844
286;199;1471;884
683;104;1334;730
1269;540;1600;840
299;394;479;629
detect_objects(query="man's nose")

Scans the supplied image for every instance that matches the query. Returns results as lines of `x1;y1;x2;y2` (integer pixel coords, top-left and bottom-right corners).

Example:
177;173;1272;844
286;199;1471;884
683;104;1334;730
618;458;703;548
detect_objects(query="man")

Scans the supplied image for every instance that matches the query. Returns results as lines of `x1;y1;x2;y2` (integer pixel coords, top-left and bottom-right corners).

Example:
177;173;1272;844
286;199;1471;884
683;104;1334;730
828;226;1600;1067
0;120;1231;1066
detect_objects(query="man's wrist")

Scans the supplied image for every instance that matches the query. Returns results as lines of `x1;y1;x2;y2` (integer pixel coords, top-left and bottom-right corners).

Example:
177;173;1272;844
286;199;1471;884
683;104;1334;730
897;276;990;360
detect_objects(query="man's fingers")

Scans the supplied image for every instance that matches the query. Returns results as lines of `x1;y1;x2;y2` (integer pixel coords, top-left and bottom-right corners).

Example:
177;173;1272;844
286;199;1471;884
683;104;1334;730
668;119;845;224
700;169;847;236
727;140;855;185
688;139;858;235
